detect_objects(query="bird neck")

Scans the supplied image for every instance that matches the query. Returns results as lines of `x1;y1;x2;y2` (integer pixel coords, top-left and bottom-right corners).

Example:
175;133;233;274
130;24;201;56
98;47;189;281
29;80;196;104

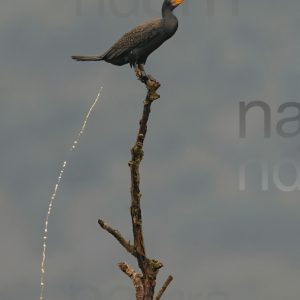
162;2;176;20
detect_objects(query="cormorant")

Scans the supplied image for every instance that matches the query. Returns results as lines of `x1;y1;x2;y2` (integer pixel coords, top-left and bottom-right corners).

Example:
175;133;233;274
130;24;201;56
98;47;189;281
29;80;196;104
71;0;184;80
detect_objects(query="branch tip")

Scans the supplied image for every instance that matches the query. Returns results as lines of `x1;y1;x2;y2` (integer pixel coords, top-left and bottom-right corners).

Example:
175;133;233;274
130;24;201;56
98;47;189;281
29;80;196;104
98;219;136;257
155;275;174;300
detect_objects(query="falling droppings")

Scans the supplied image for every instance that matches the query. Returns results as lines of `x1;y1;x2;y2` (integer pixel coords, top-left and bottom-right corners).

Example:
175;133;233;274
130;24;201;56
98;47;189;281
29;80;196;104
39;85;103;300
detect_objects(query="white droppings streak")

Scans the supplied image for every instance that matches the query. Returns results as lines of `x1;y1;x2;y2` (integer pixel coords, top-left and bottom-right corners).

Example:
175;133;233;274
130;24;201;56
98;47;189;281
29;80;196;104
39;86;103;300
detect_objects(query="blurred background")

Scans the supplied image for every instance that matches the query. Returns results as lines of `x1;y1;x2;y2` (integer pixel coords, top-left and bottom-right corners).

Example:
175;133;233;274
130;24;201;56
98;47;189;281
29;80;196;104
1;0;300;299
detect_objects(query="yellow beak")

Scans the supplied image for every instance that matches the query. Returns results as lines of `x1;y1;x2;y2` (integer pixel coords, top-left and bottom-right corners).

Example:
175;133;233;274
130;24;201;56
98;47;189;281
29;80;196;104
170;0;184;7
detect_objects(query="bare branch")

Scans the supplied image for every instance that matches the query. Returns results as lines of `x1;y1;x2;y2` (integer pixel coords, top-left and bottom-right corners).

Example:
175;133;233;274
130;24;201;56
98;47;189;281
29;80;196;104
98;71;173;300
98;219;136;257
128;74;164;300
129;75;160;273
118;262;144;300
155;275;174;300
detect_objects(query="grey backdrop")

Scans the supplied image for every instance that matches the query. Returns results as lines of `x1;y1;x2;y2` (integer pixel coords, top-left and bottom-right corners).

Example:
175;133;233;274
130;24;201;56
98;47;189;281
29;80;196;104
1;0;300;299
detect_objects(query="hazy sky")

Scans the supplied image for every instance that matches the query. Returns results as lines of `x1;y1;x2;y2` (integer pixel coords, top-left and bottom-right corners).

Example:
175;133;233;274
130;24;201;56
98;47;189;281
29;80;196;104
1;1;300;299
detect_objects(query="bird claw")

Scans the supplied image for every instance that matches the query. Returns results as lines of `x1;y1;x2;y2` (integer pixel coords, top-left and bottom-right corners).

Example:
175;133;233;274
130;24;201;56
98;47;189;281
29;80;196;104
136;74;148;84
134;66;160;97
134;65;156;83
139;74;149;84
145;74;157;83
139;75;159;86
135;69;158;84
134;67;142;79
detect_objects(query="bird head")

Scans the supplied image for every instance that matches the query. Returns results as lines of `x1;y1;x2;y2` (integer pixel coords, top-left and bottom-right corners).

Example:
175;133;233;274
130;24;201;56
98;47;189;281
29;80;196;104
166;0;184;10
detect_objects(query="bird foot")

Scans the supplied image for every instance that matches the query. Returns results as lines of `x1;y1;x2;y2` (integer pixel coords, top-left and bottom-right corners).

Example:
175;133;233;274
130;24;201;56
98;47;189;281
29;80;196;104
139;75;149;84
135;70;158;85
134;66;160;100
134;66;158;83
145;74;158;83
134;66;142;77
134;67;147;83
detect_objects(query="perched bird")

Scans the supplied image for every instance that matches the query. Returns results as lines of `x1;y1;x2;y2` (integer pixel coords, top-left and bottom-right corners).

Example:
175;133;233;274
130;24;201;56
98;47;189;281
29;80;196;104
71;0;184;80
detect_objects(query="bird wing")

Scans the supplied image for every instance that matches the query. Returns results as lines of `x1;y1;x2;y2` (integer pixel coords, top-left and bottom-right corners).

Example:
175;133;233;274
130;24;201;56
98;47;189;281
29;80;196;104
103;19;163;60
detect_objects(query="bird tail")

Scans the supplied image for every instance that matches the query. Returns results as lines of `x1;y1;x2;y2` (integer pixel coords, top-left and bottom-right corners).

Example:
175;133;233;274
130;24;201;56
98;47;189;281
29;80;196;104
71;55;104;61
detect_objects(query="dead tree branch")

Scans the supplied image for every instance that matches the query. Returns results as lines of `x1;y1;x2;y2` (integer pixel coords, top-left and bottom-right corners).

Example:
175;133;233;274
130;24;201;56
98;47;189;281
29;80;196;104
98;219;136;256
118;262;144;300
98;71;172;300
155;275;173;300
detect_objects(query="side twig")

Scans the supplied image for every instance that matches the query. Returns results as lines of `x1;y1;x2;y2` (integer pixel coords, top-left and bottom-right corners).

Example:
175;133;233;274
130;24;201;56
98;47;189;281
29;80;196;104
118;262;144;300
98;219;136;257
155;275;173;300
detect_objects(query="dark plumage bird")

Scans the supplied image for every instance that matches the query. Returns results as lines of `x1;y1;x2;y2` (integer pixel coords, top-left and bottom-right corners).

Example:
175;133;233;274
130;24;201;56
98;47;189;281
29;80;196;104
71;0;184;79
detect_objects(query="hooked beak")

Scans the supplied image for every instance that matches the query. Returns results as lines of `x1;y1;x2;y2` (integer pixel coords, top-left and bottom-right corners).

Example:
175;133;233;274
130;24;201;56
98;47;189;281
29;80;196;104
170;0;184;7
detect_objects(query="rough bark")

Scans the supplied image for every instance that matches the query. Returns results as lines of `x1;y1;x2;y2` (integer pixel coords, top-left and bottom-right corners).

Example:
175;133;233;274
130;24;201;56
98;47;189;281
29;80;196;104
98;70;173;300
